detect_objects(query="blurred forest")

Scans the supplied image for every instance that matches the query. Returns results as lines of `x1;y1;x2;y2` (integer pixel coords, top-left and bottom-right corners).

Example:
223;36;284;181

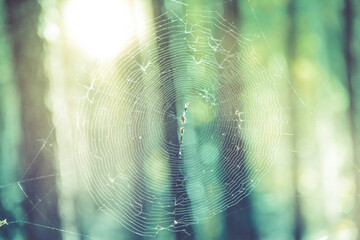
0;0;359;239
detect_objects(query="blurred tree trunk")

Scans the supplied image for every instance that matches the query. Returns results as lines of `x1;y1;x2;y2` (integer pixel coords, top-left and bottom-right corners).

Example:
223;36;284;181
222;1;258;239
344;0;359;237
4;0;62;239
0;2;21;238
287;1;304;239
152;1;195;239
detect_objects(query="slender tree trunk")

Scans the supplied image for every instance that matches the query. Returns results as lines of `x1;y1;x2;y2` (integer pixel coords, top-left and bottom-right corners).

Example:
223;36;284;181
4;0;62;239
344;0;359;238
0;2;21;238
287;1;304;239
152;1;195;239
222;1;258;239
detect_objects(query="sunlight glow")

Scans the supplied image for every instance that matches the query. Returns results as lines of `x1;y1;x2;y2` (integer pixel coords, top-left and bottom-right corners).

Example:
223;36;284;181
63;0;135;59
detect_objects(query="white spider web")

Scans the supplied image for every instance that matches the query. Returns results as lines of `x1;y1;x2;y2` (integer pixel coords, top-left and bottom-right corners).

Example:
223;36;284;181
75;9;284;237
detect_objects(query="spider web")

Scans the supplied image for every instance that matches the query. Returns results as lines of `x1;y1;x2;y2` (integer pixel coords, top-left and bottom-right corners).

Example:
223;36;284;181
75;9;284;237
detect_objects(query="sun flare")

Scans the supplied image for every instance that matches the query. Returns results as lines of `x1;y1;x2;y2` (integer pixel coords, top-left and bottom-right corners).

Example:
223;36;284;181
63;0;135;59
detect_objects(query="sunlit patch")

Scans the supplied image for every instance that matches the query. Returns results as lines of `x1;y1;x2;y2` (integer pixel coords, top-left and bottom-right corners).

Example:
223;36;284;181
200;143;219;165
146;149;169;187
63;0;135;59
190;96;217;125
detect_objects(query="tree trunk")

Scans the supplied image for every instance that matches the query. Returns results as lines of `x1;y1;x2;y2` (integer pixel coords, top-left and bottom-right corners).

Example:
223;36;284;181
4;0;62;239
222;1;258;239
287;0;304;239
0;2;22;238
152;1;195;238
344;0;359;238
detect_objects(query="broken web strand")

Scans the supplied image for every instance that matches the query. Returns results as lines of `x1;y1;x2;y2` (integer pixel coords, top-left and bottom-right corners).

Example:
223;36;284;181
0;219;8;228
0;177;94;240
0;106;94;239
5;220;94;240
75;8;286;237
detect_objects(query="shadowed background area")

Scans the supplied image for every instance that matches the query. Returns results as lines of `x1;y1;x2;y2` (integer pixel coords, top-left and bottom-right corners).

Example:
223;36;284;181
0;0;359;240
